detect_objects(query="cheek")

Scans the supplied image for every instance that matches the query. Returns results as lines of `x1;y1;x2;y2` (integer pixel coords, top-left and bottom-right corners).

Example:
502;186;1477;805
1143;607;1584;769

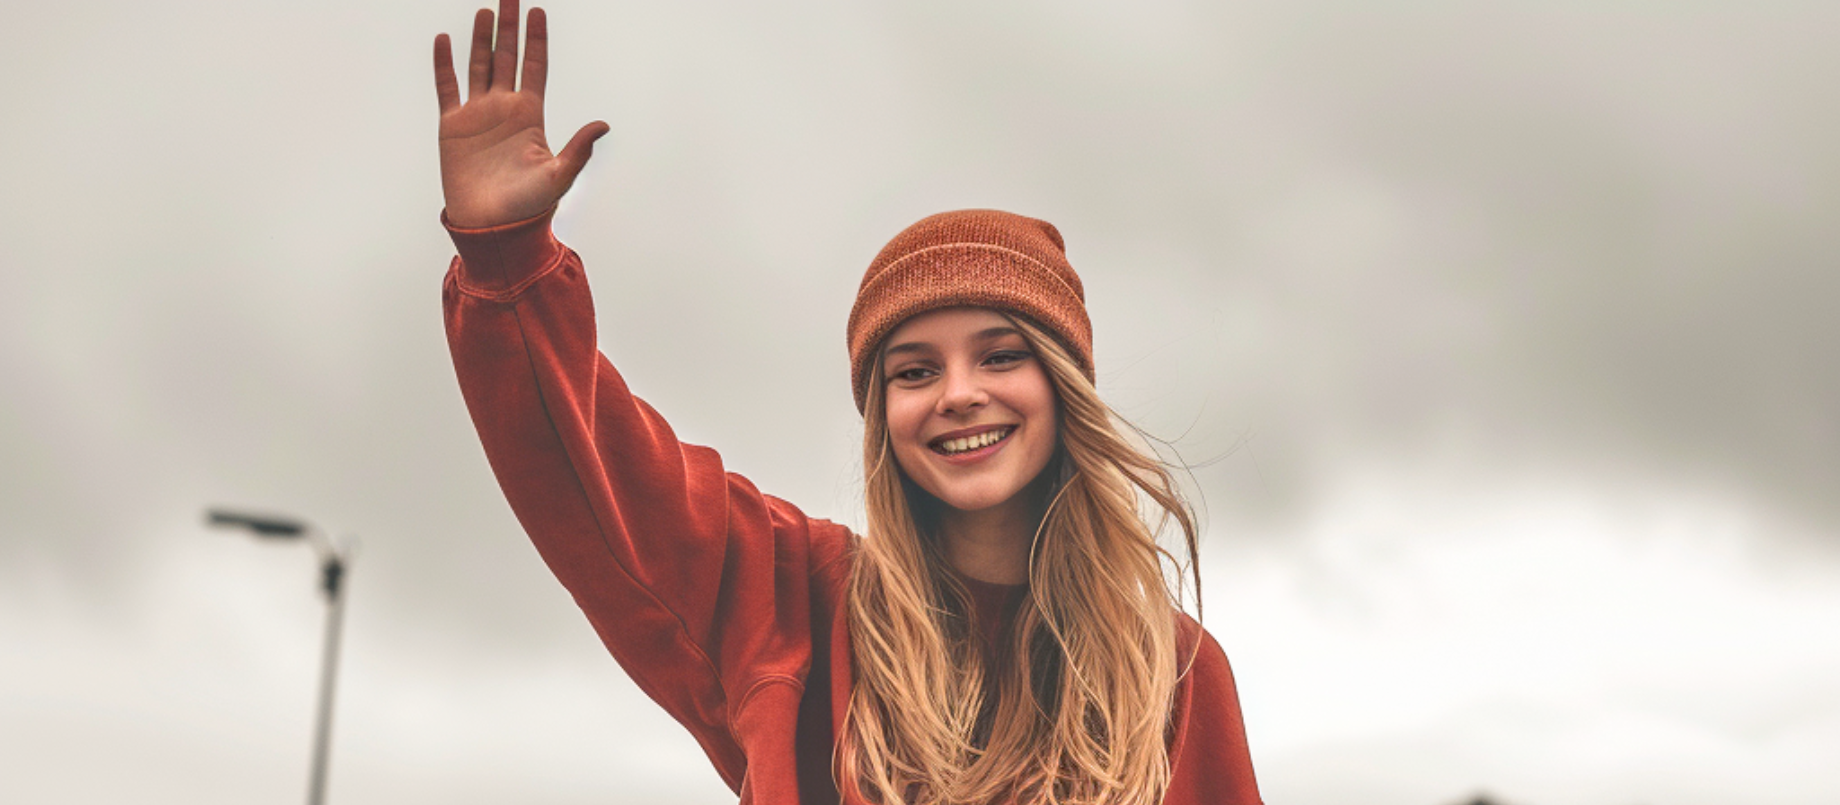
882;393;929;454
1030;410;1061;469
1017;374;1061;464
1015;371;1058;427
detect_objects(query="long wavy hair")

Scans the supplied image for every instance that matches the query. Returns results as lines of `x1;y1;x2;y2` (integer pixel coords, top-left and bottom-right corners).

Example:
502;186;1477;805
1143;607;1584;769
838;314;1203;805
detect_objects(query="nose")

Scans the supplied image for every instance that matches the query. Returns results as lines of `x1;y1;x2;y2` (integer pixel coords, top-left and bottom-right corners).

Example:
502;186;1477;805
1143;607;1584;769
935;362;988;416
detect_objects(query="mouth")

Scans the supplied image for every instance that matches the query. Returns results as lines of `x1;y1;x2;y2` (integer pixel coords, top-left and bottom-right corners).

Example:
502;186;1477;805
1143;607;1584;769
929;426;1016;456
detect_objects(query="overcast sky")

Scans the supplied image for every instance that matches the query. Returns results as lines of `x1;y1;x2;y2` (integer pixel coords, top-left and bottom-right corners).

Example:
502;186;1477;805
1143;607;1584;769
3;1;1837;803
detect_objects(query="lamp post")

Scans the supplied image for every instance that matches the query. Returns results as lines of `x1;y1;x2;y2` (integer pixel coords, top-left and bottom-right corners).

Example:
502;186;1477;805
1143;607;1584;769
208;508;351;805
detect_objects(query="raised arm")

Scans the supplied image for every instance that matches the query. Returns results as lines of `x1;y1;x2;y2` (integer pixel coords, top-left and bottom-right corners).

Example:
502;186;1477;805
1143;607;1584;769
433;5;855;794
434;0;609;227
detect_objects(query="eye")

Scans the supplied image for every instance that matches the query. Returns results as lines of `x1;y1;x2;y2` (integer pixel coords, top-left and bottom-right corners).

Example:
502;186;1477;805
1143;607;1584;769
984;349;1032;368
887;365;937;384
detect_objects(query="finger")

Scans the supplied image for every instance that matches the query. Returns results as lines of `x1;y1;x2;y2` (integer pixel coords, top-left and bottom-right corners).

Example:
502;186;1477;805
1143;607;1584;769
492;0;521;92
467;8;494;98
555;121;611;182
522;7;549;99
433;34;461;113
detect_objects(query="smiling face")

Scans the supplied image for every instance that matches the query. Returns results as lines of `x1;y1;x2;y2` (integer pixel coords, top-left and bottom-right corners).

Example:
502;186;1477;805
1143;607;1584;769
880;307;1061;515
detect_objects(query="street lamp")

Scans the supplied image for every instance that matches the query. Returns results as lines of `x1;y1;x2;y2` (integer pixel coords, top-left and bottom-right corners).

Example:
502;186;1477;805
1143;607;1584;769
208;507;352;805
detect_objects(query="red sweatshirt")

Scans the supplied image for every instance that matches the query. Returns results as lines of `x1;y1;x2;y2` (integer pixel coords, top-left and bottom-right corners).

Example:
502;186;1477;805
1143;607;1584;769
442;209;1262;804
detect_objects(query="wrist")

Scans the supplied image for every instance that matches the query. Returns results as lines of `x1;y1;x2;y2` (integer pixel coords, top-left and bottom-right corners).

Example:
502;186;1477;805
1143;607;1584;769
439;182;557;229
442;201;541;230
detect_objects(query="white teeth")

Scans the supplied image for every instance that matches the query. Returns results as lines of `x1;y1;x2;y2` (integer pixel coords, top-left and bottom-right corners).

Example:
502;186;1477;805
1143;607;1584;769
938;428;1009;455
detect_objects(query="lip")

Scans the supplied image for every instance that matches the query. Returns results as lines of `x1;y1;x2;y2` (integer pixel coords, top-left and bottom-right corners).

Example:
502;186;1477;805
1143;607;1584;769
928;424;1017;465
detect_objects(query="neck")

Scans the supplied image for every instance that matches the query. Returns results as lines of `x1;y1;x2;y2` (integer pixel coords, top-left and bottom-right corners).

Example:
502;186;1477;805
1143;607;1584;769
939;509;1032;585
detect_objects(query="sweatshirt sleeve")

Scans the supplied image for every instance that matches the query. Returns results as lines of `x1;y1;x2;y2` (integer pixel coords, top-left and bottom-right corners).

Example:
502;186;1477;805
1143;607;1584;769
439;208;845;790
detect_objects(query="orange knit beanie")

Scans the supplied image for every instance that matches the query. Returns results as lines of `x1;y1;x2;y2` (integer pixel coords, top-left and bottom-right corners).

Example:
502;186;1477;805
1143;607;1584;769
847;209;1094;413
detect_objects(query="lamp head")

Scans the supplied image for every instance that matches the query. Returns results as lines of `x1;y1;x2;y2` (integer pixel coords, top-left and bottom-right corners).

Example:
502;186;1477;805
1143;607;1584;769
207;508;307;538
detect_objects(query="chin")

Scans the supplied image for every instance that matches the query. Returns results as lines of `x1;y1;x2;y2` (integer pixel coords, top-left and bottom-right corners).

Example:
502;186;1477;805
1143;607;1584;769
928;485;1020;514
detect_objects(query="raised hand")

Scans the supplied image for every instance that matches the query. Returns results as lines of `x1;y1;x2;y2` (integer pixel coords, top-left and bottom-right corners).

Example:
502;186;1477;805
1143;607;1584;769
434;0;609;228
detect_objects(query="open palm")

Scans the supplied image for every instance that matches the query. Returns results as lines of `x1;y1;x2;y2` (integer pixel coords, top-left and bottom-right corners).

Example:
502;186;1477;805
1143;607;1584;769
434;0;608;228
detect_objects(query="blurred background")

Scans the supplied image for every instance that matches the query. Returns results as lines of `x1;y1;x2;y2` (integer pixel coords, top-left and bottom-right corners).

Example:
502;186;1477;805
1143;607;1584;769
3;1;1836;803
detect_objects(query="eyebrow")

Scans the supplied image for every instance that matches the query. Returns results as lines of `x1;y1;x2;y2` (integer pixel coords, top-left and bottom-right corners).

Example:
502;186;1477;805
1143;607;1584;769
883;326;1024;358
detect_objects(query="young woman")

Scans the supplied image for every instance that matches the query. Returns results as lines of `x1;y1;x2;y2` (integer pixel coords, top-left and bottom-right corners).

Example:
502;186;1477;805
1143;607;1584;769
434;3;1260;803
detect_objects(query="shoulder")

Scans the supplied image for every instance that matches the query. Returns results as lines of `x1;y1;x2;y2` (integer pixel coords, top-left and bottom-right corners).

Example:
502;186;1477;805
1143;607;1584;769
760;492;860;585
1172;611;1221;656
1164;611;1262;803
1172;611;1238;687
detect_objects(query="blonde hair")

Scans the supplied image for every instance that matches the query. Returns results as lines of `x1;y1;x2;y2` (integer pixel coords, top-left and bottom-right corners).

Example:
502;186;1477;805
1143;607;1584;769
839;315;1202;805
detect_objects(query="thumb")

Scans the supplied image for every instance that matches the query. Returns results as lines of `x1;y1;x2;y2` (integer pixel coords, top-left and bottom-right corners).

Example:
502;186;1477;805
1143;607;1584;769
556;121;612;184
